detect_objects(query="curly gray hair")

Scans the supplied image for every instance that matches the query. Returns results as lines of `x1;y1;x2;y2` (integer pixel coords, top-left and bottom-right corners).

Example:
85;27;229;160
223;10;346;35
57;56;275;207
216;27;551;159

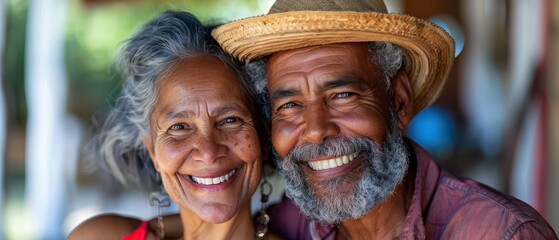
88;11;264;191
245;42;405;119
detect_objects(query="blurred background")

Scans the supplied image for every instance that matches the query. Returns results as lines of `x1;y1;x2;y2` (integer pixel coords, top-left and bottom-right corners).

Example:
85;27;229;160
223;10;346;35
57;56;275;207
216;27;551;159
1;0;558;239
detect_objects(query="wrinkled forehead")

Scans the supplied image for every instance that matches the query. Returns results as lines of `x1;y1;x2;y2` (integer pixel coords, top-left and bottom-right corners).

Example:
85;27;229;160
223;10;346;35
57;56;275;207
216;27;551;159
157;55;246;102
268;42;370;67
265;43;381;87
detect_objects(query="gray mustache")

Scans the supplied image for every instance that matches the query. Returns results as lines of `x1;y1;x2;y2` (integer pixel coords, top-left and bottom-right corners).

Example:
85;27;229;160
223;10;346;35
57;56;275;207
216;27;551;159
284;137;379;164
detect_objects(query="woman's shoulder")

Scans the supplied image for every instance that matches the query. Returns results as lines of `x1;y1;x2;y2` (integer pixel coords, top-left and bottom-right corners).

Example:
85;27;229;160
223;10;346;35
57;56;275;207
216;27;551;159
67;214;144;240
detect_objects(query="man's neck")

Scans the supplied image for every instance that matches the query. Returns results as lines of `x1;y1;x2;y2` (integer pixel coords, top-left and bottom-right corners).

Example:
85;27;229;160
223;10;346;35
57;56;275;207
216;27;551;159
180;203;255;240
336;172;414;239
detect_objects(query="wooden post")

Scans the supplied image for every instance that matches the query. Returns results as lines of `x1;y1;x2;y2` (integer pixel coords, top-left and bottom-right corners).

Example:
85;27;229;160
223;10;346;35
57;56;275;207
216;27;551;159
547;0;559;231
0;0;6;236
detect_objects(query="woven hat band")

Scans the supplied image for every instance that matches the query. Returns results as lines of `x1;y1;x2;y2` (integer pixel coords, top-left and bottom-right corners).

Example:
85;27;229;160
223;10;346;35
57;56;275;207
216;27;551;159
269;0;387;14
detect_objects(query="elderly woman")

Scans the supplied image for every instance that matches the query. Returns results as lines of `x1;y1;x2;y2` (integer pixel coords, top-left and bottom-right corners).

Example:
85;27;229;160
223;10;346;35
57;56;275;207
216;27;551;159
69;11;273;239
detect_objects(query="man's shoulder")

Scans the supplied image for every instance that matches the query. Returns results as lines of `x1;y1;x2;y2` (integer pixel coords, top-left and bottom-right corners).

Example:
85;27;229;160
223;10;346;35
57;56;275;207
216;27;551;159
266;195;315;240
435;171;542;222
427;172;557;239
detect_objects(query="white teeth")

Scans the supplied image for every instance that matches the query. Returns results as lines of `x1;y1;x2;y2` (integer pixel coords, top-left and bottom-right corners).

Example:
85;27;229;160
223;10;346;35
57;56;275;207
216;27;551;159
336;158;343;166
342;155;349;164
329;159;336;168
191;169;236;185
307;152;359;171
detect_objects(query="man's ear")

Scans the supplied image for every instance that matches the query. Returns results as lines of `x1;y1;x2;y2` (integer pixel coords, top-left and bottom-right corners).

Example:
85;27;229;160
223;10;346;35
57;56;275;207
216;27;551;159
391;70;414;130
141;133;159;171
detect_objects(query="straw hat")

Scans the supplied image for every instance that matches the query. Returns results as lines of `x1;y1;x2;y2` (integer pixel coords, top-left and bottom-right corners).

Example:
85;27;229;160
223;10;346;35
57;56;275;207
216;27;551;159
212;0;455;116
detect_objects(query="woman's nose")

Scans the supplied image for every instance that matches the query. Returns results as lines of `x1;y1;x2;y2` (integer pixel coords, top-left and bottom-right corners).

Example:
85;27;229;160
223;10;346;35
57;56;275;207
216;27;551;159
190;130;227;163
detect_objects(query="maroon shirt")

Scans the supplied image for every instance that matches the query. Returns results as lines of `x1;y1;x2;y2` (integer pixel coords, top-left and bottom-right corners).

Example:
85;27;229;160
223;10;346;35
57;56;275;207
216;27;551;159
267;141;558;239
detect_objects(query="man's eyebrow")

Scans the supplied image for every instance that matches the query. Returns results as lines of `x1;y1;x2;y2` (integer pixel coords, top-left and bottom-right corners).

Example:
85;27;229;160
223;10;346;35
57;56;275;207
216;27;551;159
270;88;300;105
322;77;365;90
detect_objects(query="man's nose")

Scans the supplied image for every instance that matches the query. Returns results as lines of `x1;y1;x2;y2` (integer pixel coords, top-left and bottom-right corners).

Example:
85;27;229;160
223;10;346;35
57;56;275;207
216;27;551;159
301;101;339;144
191;130;227;163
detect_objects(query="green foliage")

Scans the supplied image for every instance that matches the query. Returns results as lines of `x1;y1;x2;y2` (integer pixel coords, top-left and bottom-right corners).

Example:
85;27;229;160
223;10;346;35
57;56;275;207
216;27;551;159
3;0;272;124
4;0;28;125
63;0;269;122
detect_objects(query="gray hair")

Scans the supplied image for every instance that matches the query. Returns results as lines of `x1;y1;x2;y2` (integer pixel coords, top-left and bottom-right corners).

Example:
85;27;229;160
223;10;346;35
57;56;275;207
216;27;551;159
245;42;405;119
87;11;263;191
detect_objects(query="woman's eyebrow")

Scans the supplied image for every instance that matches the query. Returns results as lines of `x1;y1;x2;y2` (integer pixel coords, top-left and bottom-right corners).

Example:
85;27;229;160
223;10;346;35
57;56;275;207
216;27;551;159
212;103;246;116
162;103;246;122
163;110;193;122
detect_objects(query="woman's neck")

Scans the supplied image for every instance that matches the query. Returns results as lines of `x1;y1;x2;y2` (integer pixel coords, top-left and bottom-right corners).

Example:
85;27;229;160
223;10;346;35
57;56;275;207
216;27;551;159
180;203;255;240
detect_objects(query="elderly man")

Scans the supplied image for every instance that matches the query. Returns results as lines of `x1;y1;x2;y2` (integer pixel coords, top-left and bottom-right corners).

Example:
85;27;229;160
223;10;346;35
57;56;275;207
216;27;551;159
214;0;557;239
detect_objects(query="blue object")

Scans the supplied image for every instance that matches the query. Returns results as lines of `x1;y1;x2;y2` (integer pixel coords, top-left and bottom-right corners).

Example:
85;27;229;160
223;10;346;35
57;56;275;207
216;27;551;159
406;106;457;156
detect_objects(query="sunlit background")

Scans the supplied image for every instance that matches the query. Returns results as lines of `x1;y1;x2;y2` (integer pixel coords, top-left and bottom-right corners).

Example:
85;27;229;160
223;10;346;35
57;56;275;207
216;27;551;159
1;0;558;239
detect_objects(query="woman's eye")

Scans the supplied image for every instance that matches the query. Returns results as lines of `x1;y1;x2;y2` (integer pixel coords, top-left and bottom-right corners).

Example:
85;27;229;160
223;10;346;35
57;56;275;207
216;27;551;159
219;117;243;126
223;117;238;124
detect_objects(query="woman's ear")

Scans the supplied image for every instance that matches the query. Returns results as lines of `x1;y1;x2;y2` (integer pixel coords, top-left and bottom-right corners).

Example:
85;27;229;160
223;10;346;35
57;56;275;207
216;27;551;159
391;69;414;130
142;133;159;171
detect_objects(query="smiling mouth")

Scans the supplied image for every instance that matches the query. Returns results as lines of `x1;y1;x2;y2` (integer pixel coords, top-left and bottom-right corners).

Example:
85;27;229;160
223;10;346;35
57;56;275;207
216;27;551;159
190;169;237;185
307;153;359;171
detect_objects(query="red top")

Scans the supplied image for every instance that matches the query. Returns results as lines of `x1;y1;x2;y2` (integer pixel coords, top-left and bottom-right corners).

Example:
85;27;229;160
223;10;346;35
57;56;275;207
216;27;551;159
123;221;148;240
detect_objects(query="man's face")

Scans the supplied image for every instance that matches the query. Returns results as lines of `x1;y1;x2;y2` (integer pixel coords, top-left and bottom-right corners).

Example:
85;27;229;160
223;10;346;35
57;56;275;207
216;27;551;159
266;42;409;223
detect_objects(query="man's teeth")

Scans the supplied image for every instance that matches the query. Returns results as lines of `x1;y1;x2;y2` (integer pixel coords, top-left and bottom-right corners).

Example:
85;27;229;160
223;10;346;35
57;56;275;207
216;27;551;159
191;169;236;185
308;153;359;171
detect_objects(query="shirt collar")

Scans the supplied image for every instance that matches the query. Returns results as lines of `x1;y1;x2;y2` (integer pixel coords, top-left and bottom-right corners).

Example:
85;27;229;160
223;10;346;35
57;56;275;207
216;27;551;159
399;140;441;239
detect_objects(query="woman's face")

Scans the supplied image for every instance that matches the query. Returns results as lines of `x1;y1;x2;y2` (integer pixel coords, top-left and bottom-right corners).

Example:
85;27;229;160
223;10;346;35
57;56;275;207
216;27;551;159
144;55;262;223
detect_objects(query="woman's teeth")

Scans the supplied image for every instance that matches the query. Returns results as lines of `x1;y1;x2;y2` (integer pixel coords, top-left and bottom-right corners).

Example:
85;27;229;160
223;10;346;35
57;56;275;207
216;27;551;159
308;153;359;171
191;169;236;185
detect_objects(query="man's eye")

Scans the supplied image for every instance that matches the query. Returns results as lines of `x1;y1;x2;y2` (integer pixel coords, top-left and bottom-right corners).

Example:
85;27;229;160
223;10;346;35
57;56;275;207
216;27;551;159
170;124;185;130
335;92;352;98
281;102;297;109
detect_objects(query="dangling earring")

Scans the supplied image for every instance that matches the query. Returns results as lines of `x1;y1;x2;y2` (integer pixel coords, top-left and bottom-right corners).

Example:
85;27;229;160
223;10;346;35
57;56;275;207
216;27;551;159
255;166;273;239
150;173;171;240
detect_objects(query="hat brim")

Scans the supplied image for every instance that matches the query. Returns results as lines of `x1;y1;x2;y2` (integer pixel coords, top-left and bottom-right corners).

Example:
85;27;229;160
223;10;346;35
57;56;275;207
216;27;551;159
212;11;455;116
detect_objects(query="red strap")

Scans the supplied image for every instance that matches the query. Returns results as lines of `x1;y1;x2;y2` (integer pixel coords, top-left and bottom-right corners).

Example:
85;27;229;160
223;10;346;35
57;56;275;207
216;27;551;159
123;221;148;240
